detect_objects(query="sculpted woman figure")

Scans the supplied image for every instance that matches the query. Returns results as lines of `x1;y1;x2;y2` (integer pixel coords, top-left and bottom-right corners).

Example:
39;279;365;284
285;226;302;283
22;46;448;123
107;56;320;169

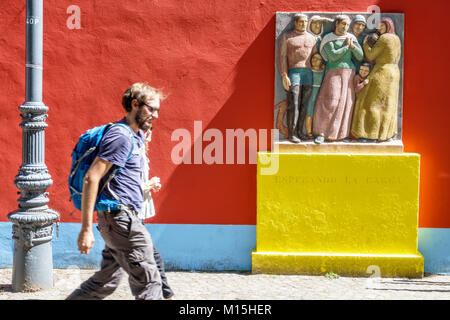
307;15;333;47
351;18;401;142
312;15;363;143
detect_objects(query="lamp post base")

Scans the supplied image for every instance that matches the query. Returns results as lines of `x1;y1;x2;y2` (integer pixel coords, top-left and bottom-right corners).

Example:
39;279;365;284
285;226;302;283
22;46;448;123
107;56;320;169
8;208;59;292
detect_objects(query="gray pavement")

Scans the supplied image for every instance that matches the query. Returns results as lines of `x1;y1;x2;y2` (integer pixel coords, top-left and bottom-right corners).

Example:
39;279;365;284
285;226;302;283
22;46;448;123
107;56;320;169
0;268;450;300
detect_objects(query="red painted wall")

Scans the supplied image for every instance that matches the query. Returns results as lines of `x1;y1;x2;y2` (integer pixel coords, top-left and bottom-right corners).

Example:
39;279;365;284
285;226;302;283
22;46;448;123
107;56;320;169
0;0;449;227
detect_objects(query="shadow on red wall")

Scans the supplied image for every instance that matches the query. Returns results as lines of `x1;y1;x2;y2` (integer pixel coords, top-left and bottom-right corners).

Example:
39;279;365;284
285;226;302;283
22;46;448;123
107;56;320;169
154;17;275;225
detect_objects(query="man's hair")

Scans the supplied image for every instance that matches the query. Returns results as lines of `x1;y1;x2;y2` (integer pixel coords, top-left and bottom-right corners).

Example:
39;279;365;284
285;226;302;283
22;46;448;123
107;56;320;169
122;82;166;112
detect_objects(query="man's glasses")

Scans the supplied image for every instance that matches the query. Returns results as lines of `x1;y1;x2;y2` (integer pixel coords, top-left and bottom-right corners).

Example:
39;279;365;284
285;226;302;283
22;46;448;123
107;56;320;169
142;103;160;114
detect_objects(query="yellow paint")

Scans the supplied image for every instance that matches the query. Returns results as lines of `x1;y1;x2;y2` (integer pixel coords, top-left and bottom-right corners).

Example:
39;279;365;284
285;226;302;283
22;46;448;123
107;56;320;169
252;251;424;278
252;152;424;278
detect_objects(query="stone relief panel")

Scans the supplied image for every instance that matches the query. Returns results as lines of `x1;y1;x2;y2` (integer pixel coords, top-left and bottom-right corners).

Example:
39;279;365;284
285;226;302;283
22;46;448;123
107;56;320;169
274;12;404;146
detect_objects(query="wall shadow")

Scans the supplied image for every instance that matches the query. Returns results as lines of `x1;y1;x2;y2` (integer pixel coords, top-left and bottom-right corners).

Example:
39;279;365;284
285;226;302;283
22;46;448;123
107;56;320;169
154;17;276;226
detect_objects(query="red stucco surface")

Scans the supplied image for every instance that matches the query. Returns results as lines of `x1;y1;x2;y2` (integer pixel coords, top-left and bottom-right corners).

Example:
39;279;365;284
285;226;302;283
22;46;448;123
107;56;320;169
0;0;449;227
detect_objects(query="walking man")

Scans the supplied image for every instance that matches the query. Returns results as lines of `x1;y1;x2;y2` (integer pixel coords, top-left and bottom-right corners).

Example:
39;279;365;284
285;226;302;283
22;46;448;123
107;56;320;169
66;82;164;300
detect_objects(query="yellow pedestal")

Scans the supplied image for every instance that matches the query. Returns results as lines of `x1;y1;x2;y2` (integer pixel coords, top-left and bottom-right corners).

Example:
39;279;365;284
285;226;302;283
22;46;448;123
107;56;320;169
252;152;424;278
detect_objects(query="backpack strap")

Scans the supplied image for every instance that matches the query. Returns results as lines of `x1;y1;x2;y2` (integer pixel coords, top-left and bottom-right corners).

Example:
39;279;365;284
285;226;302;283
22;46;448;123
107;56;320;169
97;122;135;201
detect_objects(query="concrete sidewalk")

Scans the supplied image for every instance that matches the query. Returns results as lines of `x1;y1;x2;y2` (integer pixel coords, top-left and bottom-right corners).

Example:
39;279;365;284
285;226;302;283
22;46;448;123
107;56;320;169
0;268;449;300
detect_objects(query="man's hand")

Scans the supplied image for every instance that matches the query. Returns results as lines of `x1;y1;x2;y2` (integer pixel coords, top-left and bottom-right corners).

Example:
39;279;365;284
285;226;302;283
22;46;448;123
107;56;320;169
78;229;95;255
144;176;161;193
282;73;291;91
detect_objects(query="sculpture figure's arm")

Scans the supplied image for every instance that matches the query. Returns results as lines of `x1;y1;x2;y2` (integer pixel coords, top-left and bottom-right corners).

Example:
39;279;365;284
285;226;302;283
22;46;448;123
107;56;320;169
278;34;289;77
354;77;366;94
278;34;291;90
363;36;386;64
351;40;364;62
311;42;318;55
323;41;348;62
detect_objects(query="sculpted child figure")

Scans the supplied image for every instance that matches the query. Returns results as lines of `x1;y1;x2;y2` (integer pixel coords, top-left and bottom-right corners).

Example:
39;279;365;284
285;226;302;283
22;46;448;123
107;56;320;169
354;62;371;96
305;53;325;138
278;13;317;143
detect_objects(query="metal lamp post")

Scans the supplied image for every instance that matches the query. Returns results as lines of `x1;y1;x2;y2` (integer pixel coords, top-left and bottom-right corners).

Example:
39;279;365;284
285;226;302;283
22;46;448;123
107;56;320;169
7;0;59;292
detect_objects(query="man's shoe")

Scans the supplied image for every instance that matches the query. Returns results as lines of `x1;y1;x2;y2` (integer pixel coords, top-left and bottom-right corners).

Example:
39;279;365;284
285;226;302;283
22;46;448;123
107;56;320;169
65;288;99;300
288;135;301;143
300;134;311;140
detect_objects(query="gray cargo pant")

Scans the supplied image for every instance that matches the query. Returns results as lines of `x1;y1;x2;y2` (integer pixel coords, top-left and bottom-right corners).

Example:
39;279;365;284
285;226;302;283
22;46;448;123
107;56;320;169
67;209;163;300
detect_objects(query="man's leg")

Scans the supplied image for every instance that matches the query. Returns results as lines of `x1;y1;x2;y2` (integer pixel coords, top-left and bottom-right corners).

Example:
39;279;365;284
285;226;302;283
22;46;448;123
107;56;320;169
66;246;124;300
153;244;175;299
102;210;163;300
286;85;301;143
297;84;312;138
139;219;174;299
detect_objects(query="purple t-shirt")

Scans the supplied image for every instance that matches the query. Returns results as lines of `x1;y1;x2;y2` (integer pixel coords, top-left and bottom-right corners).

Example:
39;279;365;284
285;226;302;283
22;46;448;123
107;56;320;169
97;118;146;213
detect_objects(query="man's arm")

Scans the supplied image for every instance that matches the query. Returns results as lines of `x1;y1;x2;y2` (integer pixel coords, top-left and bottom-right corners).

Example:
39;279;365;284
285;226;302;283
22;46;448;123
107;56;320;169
77;156;113;254
278;34;292;91
278;33;288;76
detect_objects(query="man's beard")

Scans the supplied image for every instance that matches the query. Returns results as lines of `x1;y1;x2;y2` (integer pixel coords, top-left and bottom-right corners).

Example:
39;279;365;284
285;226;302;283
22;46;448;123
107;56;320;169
135;108;152;131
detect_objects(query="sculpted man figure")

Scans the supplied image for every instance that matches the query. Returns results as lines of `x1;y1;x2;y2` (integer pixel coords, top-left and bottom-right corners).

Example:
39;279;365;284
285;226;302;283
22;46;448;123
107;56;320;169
278;13;317;143
66;82;164;300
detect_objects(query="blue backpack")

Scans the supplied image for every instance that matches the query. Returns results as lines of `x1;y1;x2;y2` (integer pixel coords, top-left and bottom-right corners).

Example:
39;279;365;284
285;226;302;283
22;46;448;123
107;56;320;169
68;122;134;212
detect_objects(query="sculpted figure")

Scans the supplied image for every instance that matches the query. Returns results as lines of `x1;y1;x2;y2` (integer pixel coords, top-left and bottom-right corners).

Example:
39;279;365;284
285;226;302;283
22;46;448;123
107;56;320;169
275;100;289;137
305;53;325;138
351;18;401;142
312;15;363;143
278;13;317;143
307;15;333;47
350;15;367;71
351;15;367;44
366;33;379;48
354;62;371;96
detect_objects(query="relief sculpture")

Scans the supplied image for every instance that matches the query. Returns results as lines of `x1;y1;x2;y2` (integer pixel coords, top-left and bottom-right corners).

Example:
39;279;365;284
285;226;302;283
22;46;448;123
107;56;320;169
274;12;404;146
